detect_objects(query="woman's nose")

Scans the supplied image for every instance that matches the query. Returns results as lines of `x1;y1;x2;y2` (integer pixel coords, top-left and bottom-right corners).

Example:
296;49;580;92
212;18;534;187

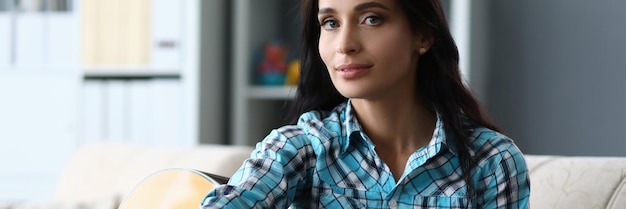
336;27;361;54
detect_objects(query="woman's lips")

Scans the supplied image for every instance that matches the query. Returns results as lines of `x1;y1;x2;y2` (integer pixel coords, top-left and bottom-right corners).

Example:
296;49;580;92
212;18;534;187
336;63;373;79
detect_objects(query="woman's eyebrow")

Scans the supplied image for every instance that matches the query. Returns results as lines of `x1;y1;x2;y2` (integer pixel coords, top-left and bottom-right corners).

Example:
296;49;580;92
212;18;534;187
318;2;390;16
318;7;336;16
354;2;390;11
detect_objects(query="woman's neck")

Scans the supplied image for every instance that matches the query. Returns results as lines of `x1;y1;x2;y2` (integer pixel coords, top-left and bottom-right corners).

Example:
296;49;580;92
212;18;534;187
350;97;436;180
351;97;436;152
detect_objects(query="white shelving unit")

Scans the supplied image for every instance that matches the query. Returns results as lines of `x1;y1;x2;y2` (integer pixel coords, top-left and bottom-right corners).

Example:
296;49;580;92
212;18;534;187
76;0;205;147
0;0;228;202
0;0;82;202
230;0;300;146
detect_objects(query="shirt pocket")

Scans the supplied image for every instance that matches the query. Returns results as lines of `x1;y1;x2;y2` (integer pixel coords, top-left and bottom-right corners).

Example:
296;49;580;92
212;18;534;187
319;185;385;208
407;195;474;208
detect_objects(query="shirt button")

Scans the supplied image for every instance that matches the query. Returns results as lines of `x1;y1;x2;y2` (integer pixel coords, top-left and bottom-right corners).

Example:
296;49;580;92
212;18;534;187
388;200;398;208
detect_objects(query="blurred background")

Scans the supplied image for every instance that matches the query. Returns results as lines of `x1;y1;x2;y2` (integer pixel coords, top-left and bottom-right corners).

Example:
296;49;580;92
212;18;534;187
0;0;625;203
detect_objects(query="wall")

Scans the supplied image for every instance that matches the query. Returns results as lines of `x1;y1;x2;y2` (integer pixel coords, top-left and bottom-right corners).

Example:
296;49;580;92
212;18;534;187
199;0;229;144
480;0;626;156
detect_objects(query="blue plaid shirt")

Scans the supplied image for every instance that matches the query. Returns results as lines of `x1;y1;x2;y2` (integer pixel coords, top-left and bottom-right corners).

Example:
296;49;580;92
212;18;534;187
201;101;530;208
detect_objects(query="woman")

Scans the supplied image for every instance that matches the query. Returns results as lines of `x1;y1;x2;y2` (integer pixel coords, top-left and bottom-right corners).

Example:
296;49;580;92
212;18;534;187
201;0;530;208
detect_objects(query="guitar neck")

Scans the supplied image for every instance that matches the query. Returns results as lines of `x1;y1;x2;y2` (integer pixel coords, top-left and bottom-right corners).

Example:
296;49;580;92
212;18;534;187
198;171;230;185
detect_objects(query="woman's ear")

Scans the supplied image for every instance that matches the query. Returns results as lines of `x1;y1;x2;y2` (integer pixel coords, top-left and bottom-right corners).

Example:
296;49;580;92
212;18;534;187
415;30;435;55
418;47;427;55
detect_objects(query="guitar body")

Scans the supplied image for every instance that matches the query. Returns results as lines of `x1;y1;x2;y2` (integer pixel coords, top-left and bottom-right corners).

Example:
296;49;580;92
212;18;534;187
118;168;229;209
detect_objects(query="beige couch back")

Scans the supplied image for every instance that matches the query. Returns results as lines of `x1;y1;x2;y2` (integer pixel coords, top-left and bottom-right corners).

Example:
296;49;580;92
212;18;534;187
52;142;255;204
525;155;626;209
52;143;626;209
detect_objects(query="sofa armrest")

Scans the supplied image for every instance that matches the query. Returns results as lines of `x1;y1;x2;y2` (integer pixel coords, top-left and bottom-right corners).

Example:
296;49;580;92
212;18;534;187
51;142;255;206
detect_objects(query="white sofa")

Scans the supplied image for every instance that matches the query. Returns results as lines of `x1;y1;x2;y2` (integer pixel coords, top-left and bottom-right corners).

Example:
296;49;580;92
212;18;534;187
3;142;626;209
1;142;255;209
525;155;626;209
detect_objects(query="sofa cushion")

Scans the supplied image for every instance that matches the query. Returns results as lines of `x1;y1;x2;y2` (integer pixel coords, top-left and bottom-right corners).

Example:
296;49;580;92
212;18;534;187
525;155;626;209
52;142;255;205
606;176;626;209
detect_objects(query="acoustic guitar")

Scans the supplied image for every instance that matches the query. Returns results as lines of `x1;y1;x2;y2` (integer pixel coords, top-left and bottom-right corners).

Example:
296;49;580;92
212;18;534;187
117;168;229;209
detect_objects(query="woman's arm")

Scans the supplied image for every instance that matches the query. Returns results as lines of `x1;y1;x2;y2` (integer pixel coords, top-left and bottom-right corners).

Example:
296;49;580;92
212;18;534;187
200;127;314;209
479;144;531;209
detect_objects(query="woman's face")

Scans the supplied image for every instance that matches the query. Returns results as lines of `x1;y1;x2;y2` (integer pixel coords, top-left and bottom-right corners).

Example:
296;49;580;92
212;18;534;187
318;0;427;100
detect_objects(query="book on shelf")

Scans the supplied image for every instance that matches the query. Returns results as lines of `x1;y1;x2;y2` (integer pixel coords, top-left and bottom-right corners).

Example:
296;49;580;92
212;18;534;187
16;0;42;12
125;0;150;65
6;0;72;12
105;79;128;142
82;0;182;70
80;0;97;65
81;0;150;67
2;0;77;68
128;79;152;145
80;79;185;146
46;0;72;12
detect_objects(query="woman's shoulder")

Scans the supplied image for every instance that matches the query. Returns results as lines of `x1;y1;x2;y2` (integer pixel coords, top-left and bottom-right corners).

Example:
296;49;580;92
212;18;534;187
295;103;347;134
468;126;515;152
456;116;516;154
461;121;529;198
267;102;347;146
464;121;527;174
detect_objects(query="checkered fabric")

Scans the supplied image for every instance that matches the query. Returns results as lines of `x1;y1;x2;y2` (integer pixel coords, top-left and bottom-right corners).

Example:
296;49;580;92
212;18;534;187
200;100;530;208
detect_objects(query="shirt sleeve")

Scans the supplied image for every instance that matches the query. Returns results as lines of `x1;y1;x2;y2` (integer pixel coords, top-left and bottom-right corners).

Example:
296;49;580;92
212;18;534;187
480;143;531;209
199;127;314;209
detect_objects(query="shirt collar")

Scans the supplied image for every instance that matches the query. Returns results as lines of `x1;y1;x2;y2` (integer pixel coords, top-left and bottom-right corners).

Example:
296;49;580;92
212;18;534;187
341;99;364;154
340;99;456;155
426;112;457;156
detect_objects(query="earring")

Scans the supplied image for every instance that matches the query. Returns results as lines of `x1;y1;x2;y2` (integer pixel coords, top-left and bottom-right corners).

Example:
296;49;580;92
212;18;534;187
419;47;427;55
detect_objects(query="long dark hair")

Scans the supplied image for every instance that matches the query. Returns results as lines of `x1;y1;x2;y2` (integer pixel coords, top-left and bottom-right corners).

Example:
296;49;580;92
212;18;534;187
289;0;500;198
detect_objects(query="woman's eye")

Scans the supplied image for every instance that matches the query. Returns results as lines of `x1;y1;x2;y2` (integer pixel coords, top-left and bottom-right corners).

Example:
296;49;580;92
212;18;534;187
364;16;382;25
321;19;339;29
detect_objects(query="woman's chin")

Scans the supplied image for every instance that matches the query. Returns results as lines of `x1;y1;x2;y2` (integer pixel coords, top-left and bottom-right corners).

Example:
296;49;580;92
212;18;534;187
333;80;379;99
336;88;372;100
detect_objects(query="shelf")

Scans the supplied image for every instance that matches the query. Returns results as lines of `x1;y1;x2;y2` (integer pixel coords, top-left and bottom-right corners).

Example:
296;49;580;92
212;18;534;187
247;86;296;99
82;67;180;79
230;0;302;146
